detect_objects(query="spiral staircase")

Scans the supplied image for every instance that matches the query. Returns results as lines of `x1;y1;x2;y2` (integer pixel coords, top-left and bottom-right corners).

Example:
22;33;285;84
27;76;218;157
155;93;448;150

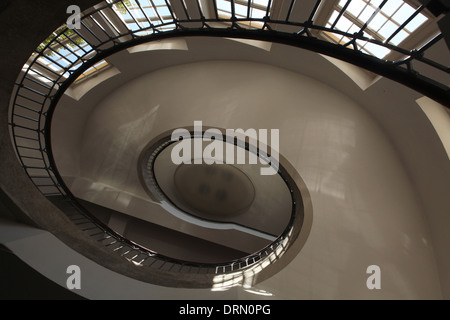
0;0;449;299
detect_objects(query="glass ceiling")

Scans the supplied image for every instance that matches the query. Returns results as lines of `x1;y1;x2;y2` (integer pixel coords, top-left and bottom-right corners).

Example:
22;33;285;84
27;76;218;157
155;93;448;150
216;0;271;28
107;0;175;35
32;28;93;83
324;0;429;58
209;0;430;59
28;0;439;85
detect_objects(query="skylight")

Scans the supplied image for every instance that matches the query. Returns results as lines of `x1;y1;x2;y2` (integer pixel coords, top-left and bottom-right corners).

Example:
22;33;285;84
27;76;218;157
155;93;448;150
74;59;111;83
108;0;176;35
216;0;271;28
33;27;93;80
324;0;429;59
30;1;177;85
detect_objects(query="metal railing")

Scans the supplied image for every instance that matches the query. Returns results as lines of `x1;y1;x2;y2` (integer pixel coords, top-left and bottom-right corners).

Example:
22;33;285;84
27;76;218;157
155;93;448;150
8;0;449;278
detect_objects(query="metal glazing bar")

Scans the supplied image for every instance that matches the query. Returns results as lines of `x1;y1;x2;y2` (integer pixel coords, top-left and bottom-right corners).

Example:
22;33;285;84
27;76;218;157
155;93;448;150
21;155;44;160
17;93;45;105
212;0;219;19
331;0;351;29
231;0;235;18
418;33;444;54
119;0;143;28
29;67;57;83
148;0;165;24
135;0;153;26
62;31;89;54
15;134;39;141
13;113;39;123
24;76;52;90
359;0;388;34
386;5;425;44
286;0;295;21
10;123;39;132
307;0;322;24
247;0;251;19
416;55;449;73
97;8;122;35
52;38;82;60
195;0;205;19
80;20;104;43
69;27;96;49
33;61;63;78
266;0;272;18
45;46;75;66
179;0;190;20
89;14;115;38
164;0;177;21
36;52;68;72
17;84;48;98
15;103;41;114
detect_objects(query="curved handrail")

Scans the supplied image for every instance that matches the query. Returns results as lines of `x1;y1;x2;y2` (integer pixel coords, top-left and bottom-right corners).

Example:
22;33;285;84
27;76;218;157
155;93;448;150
8;0;449;276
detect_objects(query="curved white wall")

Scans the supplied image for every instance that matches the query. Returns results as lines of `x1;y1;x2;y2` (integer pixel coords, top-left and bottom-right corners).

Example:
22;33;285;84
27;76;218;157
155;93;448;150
52;60;442;298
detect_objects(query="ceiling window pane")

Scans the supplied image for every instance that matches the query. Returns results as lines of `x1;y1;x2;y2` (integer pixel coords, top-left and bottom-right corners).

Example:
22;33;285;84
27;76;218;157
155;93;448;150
389;29;408;45
156;6;171;18
320;0;432;57
336;15;353;32
329;10;340;24
368;12;388;31
339;35;352;45
378;20;398;39
216;0;270;24
235;4;248;17
348;24;361;34
392;3;415;24
364;42;391;58
217;0;231;13
405;12;428;32
253;0;269;6
252;8;267;19
370;0;384;7
381;0;403;16
347;0;367;18
356;38;368;48
359;6;376;22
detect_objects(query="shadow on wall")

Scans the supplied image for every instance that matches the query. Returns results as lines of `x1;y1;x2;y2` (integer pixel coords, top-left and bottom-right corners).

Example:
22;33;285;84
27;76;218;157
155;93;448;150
0;245;85;300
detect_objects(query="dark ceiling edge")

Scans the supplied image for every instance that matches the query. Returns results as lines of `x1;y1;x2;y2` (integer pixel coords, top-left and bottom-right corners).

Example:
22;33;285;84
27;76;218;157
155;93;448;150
0;1;101;226
0;243;86;300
